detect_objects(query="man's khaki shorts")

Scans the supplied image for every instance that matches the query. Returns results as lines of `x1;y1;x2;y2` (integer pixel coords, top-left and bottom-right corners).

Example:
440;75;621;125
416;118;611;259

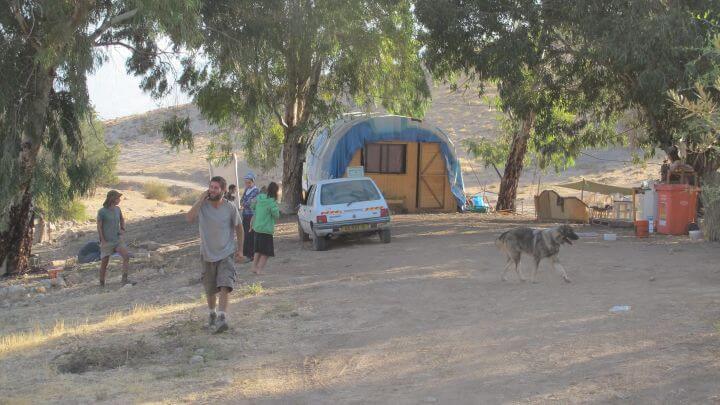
101;240;128;259
201;255;236;294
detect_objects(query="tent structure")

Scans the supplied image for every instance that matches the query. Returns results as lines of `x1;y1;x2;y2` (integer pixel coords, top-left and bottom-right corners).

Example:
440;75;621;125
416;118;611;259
556;179;633;198
534;190;590;223
304;114;466;212
552;178;638;223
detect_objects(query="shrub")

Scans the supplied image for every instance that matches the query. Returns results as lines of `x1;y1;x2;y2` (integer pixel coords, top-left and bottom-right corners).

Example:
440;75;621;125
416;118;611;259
143;181;170;202
177;191;201;206
701;172;720;241
62;200;90;222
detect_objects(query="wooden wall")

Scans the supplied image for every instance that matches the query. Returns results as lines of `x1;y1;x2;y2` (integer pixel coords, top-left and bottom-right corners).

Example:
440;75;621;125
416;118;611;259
346;141;456;213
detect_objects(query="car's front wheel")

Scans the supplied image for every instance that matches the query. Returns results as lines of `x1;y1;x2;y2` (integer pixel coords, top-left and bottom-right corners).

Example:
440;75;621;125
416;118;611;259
298;218;310;242
379;229;391;244
312;233;328;251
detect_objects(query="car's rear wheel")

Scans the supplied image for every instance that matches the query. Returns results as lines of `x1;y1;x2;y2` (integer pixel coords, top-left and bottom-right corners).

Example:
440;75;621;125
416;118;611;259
312;233;328;251
379;229;391;244
297;219;310;242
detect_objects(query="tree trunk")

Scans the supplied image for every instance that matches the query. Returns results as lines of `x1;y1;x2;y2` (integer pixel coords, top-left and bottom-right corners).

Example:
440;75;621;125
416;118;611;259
496;114;535;212
279;127;307;214
0;68;53;276
0;189;36;276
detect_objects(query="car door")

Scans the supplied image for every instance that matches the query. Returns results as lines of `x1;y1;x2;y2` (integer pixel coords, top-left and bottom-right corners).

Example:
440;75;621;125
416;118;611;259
298;185;316;233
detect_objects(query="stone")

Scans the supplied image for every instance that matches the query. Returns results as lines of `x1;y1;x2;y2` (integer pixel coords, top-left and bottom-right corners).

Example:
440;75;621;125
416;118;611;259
195;348;205;355
64;273;82;286
158;268;166;275
122;283;133;289
35;286;47;294
189;355;204;365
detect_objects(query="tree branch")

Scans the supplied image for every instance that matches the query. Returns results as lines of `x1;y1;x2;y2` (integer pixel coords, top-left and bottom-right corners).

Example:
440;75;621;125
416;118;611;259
10;1;30;35
89;8;138;41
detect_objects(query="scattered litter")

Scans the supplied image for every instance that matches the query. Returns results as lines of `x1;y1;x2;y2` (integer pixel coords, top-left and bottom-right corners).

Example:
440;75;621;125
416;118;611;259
609;305;631;313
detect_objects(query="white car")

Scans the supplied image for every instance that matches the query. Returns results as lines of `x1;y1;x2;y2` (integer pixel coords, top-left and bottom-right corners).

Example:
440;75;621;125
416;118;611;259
297;177;391;251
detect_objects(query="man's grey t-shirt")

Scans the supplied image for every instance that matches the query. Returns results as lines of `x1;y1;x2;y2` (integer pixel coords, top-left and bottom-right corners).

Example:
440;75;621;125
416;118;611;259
198;199;240;262
97;206;121;243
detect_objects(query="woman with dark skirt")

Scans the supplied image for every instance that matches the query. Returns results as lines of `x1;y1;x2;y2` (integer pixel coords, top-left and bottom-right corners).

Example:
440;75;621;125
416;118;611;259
251;182;280;274
239;172;260;263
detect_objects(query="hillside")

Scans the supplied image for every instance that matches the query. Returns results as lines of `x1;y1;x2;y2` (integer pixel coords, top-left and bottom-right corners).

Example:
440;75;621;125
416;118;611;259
102;82;661;212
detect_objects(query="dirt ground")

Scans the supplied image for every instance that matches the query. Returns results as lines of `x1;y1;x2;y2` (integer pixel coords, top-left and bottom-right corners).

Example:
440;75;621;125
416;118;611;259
1;212;719;404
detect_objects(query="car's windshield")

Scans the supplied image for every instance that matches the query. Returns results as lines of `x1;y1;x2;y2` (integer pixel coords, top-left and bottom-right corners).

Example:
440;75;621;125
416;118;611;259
320;180;381;205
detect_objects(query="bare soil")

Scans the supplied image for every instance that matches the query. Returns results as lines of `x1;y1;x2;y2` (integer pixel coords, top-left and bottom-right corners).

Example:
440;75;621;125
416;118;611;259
2;212;719;404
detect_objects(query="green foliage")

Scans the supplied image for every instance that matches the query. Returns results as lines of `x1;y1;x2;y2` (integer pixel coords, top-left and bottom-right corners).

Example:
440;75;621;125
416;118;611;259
0;1;199;214
175;0;431;172
416;0;623;172
143;181;171;202
668;36;720;173
555;1;720;170
33;117;119;221
162;115;194;152
701;172;720;241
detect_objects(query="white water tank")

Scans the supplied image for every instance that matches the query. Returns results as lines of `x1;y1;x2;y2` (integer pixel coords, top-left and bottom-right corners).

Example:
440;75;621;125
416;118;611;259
637;182;658;221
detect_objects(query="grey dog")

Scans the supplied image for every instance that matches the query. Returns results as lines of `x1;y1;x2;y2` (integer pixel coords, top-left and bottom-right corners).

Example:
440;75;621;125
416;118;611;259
495;225;579;283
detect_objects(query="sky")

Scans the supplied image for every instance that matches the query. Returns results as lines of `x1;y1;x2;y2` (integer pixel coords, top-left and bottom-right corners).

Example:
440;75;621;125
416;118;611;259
87;46;192;120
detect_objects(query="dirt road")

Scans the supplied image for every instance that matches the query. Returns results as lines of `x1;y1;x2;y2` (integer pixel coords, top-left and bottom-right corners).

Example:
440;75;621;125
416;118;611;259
1;213;719;403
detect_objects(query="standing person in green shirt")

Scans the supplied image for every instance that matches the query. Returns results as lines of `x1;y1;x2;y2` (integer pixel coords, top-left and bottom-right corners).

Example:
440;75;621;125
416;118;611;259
97;190;133;286
251;182;280;275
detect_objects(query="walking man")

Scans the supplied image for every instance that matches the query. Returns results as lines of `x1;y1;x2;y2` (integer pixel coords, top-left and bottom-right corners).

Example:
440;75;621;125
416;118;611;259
239;172;260;262
97;190;133;286
187;176;244;333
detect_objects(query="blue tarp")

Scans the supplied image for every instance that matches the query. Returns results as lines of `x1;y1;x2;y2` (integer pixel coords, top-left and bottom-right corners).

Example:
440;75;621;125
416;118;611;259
304;115;467;209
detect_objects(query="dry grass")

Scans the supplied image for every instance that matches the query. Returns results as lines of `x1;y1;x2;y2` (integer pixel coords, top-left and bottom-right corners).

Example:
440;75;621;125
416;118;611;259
0;302;197;357
242;282;265;296
143;181;171;202
177;190;201;205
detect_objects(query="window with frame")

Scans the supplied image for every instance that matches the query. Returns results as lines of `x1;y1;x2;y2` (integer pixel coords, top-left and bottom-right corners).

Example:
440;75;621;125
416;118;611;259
364;143;406;174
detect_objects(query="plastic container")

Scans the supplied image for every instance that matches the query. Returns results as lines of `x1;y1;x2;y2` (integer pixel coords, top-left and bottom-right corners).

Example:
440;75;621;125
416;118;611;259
603;233;617;241
689;230;702;240
648;215;655;233
656;184;700;235
634;220;649;238
610;305;631;313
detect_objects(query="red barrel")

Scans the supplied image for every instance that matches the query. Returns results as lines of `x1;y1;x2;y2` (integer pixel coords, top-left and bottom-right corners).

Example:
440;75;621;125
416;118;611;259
635;220;649;238
655;184;700;235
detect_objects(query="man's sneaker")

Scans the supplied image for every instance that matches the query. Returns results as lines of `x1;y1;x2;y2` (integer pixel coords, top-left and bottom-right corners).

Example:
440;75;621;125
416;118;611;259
208;312;217;329
213;316;229;334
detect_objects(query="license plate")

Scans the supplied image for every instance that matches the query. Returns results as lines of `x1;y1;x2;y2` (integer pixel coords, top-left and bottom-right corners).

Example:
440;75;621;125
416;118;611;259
340;223;372;232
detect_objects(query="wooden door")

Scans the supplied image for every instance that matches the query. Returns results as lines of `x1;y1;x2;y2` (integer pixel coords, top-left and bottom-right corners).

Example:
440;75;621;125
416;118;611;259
417;143;447;209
